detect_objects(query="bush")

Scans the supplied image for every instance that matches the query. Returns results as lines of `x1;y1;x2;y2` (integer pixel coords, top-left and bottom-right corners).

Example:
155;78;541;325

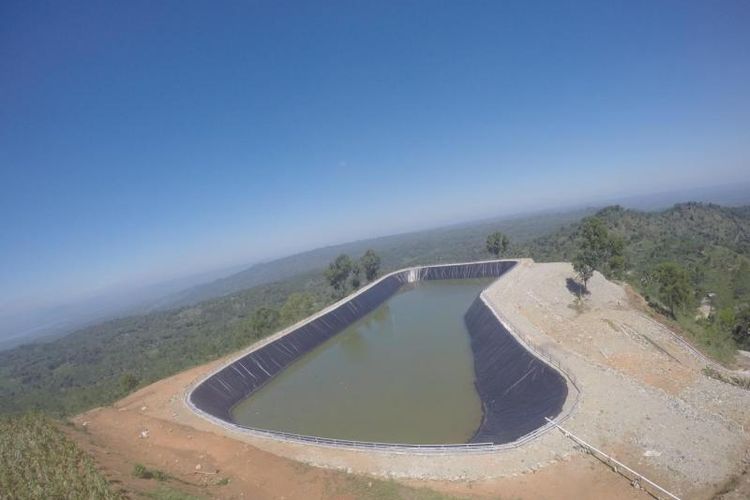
132;463;168;481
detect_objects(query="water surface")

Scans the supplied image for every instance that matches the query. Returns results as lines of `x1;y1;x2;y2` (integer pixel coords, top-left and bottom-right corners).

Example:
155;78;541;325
231;278;492;444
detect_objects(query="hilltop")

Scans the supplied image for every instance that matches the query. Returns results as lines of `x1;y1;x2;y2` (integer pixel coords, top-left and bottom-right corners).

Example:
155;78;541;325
0;208;592;416
525;202;750;362
1;203;749;417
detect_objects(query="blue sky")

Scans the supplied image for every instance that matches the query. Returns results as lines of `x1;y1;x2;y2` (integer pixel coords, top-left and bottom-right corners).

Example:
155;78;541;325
1;0;749;309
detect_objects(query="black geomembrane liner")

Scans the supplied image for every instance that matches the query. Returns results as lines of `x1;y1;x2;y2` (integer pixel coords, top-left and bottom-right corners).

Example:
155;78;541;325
189;261;568;444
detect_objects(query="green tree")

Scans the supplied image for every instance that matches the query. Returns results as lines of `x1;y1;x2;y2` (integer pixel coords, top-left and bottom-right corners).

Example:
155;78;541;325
325;254;353;295
654;262;693;317
731;307;750;349
360;249;381;282
248;307;280;336
119;373;139;394
279;293;317;325
733;260;750;300
572;217;626;291
572;250;596;293
350;262;362;289
486;231;510;258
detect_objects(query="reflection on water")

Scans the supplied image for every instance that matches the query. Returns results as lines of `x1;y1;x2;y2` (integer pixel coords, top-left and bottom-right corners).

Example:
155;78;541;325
231;278;492;444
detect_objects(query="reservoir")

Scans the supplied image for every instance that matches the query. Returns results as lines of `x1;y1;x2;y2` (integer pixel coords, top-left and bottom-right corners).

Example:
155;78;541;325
231;278;492;444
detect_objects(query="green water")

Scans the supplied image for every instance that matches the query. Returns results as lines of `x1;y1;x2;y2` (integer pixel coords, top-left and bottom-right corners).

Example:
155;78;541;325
231;278;492;444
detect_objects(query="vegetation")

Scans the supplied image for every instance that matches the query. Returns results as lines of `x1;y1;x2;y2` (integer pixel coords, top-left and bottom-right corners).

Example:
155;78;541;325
166;208;595;307
731;307;750;349
133;463;169;481
3;203;749;421
485;231;510;258
525;203;750;363
571;217;625;292
703;366;750;390
0;273;332;416
654;262;693;317
146;487;203;500
6;202;750;498
279;292;317;326
324;254;354;296
350;262;362;289
325;250;383;296
360;248;381;281
0;413;121;499
247;307;281;336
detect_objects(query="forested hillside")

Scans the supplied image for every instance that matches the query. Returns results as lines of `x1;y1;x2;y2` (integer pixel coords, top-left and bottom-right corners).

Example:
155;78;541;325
159;209;595;308
2;203;749;417
0;208;591;416
524;203;750;361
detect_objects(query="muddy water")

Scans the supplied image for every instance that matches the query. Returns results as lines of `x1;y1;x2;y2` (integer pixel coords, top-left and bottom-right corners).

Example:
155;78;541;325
231;278;493;444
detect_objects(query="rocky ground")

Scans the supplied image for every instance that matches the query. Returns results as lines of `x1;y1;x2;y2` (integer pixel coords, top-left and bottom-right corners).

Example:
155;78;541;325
483;260;750;499
70;260;750;499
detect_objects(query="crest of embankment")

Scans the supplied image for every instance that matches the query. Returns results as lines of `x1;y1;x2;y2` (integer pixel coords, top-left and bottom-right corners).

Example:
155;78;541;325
181;259;584;480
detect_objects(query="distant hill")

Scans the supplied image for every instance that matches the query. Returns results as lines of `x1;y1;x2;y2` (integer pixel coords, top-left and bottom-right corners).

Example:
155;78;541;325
524;202;750;361
526;203;750;306
3;202;749;417
6;181;748;352
154;208;596;309
0;265;245;351
0;207;594;415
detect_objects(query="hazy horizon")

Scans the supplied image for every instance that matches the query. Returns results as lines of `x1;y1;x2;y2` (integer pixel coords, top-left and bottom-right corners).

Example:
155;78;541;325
3;181;750;316
2;179;749;350
2;2;749;322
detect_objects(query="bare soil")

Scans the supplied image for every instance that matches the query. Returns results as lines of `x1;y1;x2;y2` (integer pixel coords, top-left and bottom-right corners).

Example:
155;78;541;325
69;260;750;499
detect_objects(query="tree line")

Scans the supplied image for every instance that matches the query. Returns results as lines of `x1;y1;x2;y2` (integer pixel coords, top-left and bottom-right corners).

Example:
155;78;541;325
325;249;381;296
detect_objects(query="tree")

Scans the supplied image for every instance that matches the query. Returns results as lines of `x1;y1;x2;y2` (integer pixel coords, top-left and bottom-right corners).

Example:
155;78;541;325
360;249;381;282
279;293;316;325
119;373;139;394
249;307;280;336
731;307;750;349
572;217;626;292
486;231;510;258
572;250;596;293
732;260;750;300
350;262;362;289
654;262;693;317
325;254;353;295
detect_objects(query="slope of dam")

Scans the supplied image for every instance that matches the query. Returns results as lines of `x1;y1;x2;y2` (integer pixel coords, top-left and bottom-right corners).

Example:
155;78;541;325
232;278;490;443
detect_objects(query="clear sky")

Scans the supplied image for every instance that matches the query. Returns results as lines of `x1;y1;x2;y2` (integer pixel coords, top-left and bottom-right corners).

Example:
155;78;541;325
1;0;749;309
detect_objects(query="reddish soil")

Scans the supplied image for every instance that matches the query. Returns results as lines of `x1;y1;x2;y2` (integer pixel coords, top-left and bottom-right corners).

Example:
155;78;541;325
68;355;646;499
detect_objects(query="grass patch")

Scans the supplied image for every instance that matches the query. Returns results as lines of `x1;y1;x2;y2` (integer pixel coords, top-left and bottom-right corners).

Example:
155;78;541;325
147;485;203;500
674;314;738;365
133;463;170;481
0;412;121;499
703;366;750;389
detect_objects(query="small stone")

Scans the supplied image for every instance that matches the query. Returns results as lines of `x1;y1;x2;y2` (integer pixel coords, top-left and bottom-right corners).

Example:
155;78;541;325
195;464;202;471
